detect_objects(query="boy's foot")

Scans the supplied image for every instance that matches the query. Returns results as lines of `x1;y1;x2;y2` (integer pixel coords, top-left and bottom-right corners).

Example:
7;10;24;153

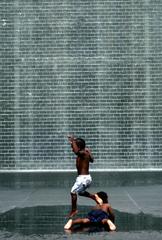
64;229;72;234
67;210;78;218
64;219;73;230
107;219;116;231
94;194;103;205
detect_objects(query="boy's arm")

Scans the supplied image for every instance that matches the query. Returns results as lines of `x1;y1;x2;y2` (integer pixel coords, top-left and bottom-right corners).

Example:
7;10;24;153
108;205;115;223
77;148;94;162
85;147;94;162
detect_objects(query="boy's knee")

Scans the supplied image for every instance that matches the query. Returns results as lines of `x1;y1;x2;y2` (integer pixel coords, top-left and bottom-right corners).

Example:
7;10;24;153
78;191;85;196
71;191;77;196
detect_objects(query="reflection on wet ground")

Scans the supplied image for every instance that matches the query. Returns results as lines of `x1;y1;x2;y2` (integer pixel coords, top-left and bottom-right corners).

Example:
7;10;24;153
0;205;161;235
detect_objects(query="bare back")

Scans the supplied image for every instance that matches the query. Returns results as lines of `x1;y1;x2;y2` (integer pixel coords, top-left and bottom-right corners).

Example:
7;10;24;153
94;203;115;222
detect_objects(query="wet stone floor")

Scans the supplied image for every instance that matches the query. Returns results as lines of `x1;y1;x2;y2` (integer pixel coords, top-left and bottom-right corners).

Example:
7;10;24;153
0;205;162;240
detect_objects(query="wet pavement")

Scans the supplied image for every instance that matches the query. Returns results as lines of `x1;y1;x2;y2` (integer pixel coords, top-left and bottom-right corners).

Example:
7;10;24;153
0;184;162;239
0;184;161;217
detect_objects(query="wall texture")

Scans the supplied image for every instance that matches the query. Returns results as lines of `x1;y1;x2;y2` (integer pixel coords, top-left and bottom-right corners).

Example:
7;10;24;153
0;0;162;170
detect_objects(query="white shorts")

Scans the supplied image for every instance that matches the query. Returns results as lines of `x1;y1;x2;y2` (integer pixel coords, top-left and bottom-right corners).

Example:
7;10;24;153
71;174;92;194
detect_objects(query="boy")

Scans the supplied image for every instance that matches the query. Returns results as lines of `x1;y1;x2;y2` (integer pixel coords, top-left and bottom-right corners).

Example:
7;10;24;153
67;135;102;217
64;191;116;231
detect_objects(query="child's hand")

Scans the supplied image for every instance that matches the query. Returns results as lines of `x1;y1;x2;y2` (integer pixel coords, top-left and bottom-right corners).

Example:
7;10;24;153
68;135;75;143
85;147;90;153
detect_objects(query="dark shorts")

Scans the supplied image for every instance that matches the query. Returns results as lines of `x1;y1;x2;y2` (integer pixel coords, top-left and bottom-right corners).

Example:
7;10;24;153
87;210;109;223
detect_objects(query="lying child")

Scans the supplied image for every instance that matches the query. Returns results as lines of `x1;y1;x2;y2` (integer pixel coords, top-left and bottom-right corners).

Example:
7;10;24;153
64;191;116;231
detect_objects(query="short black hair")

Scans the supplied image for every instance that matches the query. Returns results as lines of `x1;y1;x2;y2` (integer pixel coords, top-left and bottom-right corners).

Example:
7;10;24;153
97;191;108;203
75;138;86;150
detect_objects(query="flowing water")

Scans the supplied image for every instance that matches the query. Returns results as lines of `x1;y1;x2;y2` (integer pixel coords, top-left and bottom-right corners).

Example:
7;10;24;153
0;205;161;240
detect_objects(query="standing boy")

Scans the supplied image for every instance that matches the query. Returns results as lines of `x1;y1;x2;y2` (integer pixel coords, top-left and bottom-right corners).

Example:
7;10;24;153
68;135;102;217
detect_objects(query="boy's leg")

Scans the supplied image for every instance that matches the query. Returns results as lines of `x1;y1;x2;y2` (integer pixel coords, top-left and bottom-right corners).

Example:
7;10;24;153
64;218;90;230
68;192;78;217
79;191;103;205
68;177;80;217
102;219;116;231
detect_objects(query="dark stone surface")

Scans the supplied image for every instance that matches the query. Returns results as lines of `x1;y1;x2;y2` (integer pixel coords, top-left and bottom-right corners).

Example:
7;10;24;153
0;171;162;188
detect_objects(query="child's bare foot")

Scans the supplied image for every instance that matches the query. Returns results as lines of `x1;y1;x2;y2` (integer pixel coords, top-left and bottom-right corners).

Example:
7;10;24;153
64;229;72;234
64;219;73;229
107;219;116;231
67;210;78;218
95;194;103;205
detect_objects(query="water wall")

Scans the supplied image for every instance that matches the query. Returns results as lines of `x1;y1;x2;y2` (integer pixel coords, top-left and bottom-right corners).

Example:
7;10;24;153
0;0;162;170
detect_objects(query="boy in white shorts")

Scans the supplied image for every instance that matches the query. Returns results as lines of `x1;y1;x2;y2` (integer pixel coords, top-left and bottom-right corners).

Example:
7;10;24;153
68;136;102;217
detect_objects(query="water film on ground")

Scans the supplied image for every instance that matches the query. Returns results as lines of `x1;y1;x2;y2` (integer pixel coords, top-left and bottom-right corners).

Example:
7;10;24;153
0;205;161;240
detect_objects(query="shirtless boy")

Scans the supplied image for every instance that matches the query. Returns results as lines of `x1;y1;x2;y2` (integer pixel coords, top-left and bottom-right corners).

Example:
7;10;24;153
64;191;116;231
67;135;102;217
